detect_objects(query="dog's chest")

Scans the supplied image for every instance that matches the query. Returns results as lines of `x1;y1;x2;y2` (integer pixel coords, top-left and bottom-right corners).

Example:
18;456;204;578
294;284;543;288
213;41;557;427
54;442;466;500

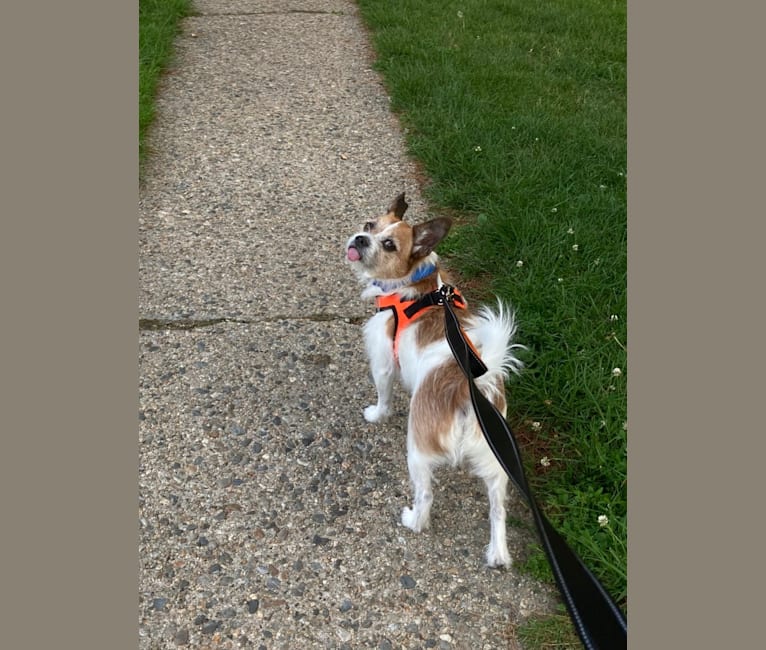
364;310;395;350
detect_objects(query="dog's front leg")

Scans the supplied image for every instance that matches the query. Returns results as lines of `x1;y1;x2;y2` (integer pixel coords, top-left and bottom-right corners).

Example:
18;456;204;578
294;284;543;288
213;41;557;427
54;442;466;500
401;436;434;532
363;314;395;423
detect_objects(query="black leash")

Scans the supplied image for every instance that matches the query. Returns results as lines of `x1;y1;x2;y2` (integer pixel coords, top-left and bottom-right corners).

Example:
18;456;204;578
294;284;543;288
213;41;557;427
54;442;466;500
436;285;627;650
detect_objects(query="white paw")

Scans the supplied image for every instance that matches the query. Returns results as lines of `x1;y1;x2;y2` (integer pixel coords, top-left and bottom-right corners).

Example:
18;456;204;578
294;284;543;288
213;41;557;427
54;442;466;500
364;404;389;423
401;507;428;532
485;544;512;569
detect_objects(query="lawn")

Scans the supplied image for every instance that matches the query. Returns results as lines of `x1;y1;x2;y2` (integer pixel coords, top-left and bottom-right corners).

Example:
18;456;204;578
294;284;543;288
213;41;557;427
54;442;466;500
356;0;627;644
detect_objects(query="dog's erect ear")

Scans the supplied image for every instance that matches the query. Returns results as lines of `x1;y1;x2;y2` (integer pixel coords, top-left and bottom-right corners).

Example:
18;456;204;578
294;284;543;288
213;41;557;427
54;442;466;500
388;192;409;219
411;217;452;259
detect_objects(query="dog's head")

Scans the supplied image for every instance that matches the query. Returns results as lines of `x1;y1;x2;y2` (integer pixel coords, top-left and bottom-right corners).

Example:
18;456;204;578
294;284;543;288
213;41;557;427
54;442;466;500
345;193;452;282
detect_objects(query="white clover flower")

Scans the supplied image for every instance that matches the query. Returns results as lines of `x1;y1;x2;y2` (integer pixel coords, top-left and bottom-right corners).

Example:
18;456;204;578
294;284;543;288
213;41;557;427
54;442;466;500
612;367;622;377
516;260;524;268
511;126;517;130
610;314;619;322
599;419;607;428
598;515;609;527
474;145;482;152
623;421;628;431
531;421;542;431
599;184;607;190
572;244;579;251
540;456;551;467
557;277;564;283
551;207;558;213
457;10;464;19
567;227;574;234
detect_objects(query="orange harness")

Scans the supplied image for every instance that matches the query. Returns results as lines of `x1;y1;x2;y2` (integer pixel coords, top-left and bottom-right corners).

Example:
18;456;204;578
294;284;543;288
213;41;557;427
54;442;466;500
375;286;482;365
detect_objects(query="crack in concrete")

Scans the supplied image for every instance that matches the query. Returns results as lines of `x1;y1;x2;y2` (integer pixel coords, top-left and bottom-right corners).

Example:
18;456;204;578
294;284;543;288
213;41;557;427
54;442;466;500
139;314;365;331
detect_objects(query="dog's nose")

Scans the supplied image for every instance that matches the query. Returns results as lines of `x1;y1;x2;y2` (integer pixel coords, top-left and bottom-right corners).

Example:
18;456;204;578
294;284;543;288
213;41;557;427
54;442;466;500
354;235;370;249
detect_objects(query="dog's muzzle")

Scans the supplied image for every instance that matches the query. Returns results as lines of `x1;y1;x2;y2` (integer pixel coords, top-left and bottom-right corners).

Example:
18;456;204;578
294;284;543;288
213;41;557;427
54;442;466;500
346;234;370;262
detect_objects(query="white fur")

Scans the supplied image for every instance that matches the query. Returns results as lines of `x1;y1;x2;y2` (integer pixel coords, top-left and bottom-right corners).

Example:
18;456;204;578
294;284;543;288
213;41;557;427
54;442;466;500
362;310;397;422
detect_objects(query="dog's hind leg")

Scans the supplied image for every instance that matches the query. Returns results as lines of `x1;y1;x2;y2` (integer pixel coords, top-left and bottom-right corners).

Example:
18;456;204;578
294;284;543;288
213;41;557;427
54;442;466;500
466;427;512;567
469;380;512;567
483;469;512;568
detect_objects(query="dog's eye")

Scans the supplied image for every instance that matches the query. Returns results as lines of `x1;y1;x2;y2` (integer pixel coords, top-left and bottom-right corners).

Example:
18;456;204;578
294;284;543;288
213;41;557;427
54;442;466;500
363;221;375;232
382;239;397;252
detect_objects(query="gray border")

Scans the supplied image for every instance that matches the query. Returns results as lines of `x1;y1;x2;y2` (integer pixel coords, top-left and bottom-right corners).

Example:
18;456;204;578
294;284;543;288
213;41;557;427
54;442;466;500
4;0;765;647
1;2;136;649
628;1;764;647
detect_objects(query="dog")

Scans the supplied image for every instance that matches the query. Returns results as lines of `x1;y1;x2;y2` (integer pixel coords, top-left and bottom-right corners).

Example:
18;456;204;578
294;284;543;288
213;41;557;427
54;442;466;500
345;193;524;568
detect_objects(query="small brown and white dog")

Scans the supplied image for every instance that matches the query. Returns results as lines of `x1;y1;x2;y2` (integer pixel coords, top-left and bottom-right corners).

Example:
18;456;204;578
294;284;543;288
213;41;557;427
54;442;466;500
345;193;524;568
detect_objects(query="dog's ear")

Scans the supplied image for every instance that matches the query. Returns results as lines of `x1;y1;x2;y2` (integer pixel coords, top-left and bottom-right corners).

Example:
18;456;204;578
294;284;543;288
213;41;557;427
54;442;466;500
411;217;452;259
388;192;409;220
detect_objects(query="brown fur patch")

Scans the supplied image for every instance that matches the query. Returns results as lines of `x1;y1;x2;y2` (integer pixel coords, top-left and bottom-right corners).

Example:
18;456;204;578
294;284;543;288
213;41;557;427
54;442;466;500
414;303;472;349
410;330;507;455
375;211;402;231
371;221;415;279
410;361;468;456
409;359;507;456
494;377;507;417
414;309;447;349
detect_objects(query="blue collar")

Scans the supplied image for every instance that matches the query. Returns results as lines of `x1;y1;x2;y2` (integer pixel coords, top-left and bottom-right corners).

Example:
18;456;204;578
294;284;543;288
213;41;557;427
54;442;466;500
371;261;437;293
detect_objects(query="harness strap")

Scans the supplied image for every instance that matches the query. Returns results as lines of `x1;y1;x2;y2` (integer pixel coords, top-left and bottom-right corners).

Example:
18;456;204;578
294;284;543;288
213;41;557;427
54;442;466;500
375;284;486;376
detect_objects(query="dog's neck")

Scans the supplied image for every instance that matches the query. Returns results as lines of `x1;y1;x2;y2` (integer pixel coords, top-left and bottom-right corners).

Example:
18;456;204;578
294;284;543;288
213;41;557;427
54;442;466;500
361;254;441;300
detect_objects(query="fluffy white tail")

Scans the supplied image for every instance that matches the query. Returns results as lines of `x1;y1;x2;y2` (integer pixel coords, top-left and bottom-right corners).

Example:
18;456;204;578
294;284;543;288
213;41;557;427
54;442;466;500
469;301;525;380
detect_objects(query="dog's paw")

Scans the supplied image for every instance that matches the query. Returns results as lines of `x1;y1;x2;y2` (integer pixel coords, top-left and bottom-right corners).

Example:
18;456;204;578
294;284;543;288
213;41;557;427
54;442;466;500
363;404;389;423
401;507;428;532
485;544;512;569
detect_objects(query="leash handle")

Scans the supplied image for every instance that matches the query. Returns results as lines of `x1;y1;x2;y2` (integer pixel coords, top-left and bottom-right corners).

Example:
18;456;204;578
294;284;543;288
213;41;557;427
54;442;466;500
442;297;627;650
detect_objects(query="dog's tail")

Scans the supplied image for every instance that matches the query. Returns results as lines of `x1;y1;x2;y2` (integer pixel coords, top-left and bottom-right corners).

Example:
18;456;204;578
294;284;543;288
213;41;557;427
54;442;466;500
469;301;525;382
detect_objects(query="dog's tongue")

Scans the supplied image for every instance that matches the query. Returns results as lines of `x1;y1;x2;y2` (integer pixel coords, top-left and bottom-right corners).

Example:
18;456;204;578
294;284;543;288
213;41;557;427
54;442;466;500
347;246;361;262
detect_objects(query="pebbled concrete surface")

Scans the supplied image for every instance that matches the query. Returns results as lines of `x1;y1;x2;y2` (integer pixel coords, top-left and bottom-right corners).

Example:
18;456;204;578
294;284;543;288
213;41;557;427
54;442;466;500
139;2;557;648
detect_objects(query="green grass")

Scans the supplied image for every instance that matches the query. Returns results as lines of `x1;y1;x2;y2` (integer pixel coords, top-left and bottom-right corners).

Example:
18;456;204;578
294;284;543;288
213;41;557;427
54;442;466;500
139;0;192;168
356;0;626;644
516;612;581;649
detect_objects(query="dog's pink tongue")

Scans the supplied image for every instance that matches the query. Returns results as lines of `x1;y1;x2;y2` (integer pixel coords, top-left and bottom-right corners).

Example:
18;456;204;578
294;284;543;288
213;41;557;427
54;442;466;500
347;247;361;262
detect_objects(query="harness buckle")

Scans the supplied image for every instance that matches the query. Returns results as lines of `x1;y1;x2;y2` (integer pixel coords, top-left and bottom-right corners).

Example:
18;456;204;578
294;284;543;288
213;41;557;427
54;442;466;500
437;283;457;305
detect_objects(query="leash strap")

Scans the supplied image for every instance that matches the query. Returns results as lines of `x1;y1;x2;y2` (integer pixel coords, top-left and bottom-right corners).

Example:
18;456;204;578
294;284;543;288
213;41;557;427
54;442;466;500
407;285;488;377
442;292;627;650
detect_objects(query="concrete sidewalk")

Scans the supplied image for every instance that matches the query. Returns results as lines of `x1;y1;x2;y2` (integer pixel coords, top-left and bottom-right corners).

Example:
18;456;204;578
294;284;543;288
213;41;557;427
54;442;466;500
139;1;556;648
